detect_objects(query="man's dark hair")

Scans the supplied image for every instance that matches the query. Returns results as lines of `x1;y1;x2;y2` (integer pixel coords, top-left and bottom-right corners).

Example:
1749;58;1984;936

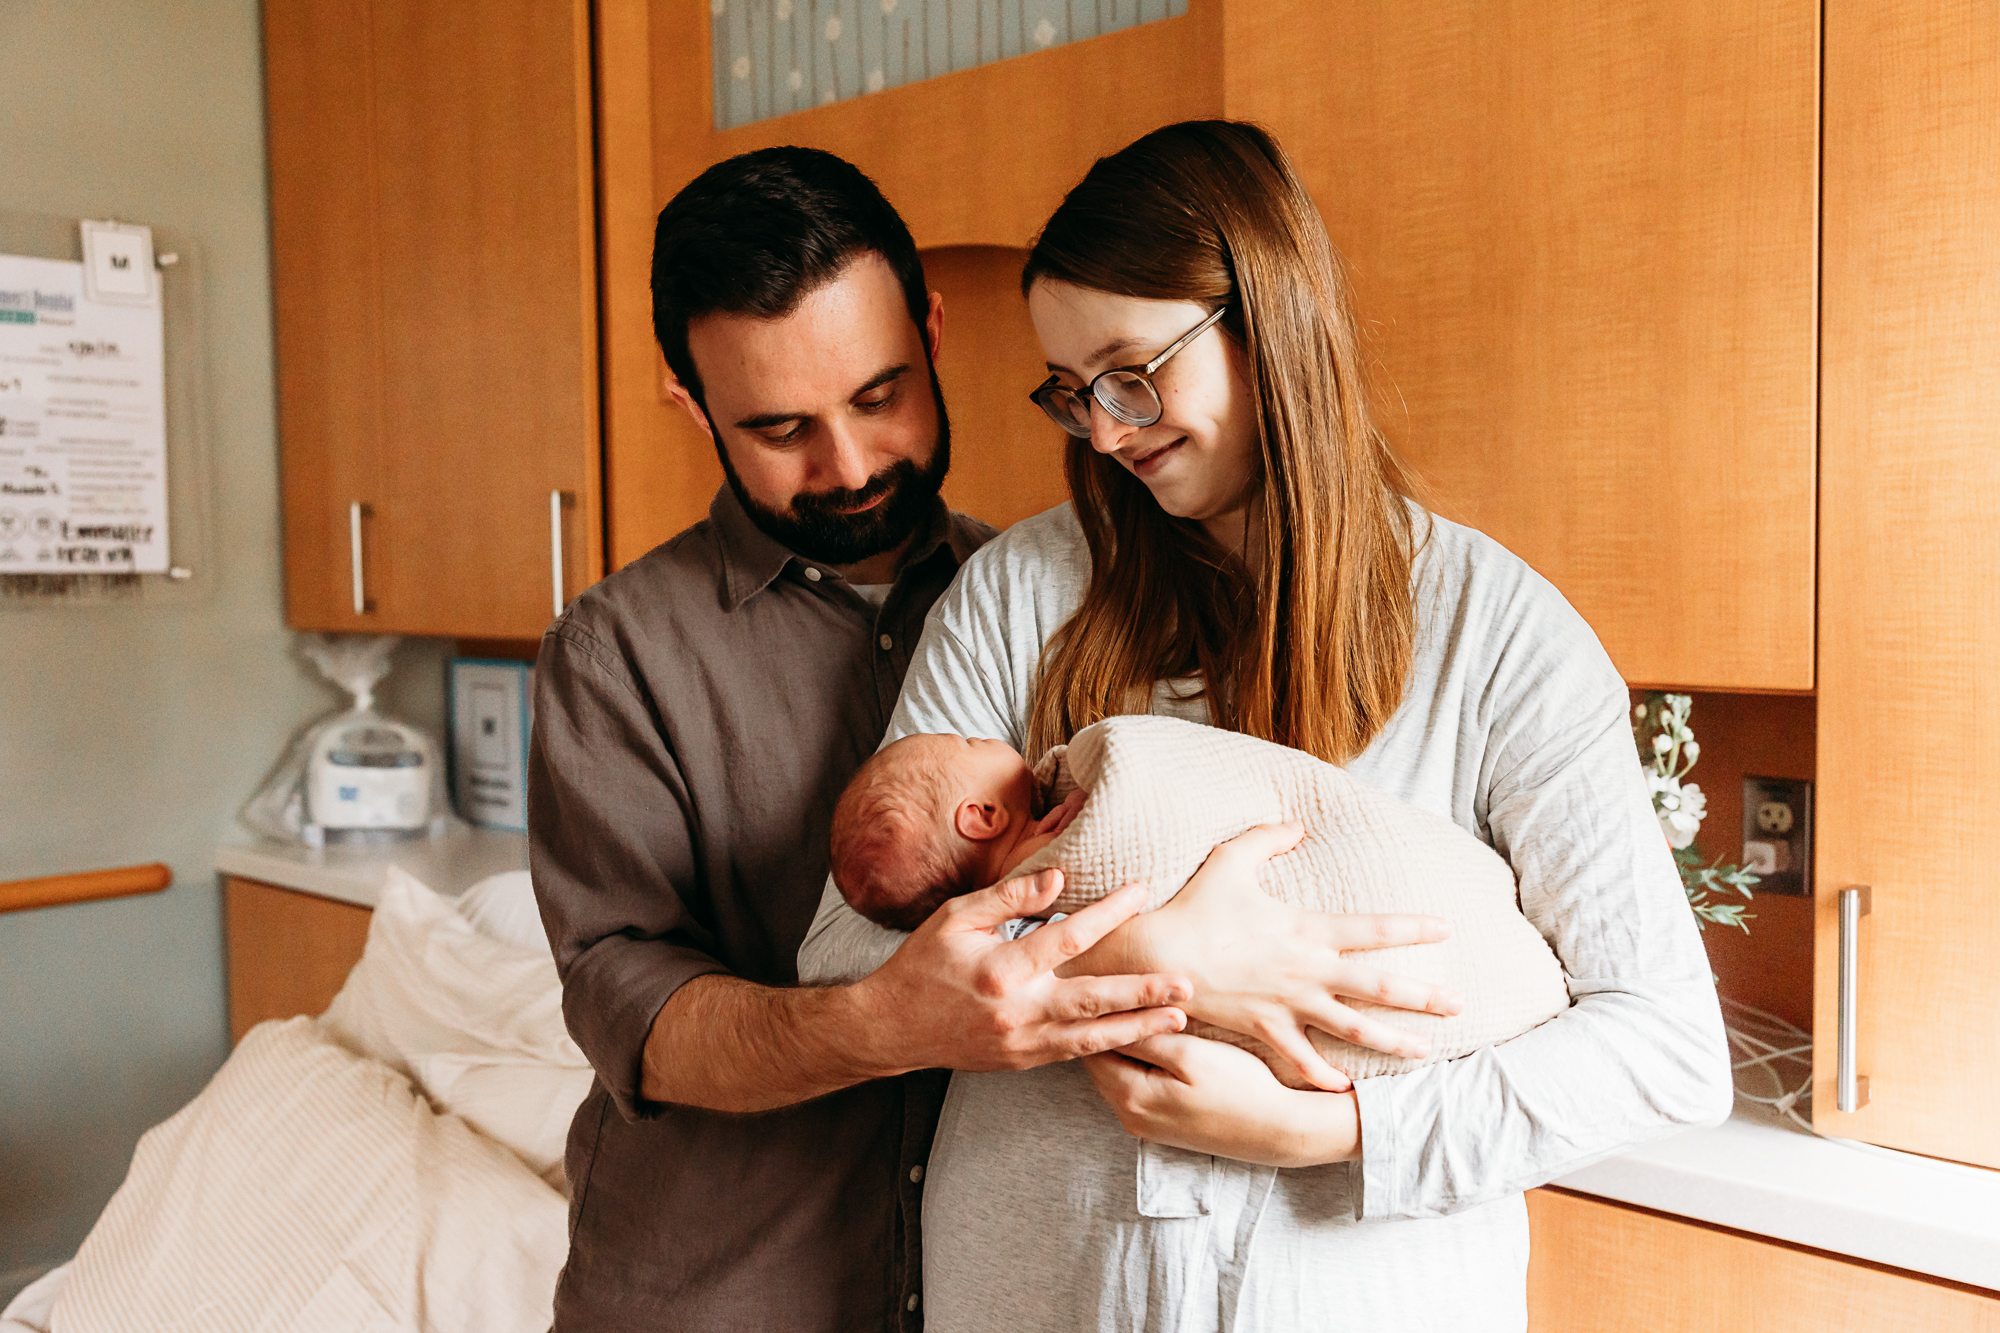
651;146;930;405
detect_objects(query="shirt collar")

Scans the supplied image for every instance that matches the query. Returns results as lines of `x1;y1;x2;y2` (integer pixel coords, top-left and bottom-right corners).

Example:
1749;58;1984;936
710;484;972;612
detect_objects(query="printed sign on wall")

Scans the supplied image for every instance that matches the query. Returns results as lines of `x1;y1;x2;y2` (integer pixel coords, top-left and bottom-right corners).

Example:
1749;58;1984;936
0;224;168;574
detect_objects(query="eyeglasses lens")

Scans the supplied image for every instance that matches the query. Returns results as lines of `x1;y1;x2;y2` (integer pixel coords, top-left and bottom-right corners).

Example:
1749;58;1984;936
1033;387;1092;438
1094;372;1161;427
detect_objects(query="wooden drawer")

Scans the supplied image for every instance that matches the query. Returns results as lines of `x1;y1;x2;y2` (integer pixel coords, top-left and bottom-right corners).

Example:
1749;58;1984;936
222;876;371;1043
1528;1188;2000;1332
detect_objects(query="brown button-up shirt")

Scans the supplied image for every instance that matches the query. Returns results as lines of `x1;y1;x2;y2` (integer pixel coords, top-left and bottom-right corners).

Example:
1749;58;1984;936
528;485;992;1332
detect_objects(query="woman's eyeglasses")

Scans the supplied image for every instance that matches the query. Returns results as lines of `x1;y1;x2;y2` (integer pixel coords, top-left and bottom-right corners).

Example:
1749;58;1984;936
1027;305;1230;439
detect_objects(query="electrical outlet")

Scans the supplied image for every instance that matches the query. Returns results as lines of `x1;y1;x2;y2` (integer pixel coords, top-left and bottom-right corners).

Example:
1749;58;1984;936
1741;775;1812;896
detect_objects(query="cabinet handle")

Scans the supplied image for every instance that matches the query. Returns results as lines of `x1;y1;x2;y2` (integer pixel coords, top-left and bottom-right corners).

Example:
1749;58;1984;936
1838;884;1871;1112
348;501;374;615
549;490;574;619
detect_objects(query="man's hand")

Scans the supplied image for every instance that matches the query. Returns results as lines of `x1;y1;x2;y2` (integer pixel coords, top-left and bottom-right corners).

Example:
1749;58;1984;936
1060;823;1465;1093
850;869;1194;1076
1083;1034;1361;1168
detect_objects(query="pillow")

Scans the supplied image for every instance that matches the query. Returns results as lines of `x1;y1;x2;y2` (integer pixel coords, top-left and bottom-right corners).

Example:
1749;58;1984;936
454;869;549;955
322;867;593;1190
51;1017;565;1333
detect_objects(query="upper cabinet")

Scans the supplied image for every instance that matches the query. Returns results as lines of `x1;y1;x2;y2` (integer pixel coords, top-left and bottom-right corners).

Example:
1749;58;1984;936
1812;0;2000;1169
265;0;603;638
1225;2;1821;691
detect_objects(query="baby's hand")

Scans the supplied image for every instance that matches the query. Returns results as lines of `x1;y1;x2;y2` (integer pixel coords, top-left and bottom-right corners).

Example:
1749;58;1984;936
1037;788;1088;838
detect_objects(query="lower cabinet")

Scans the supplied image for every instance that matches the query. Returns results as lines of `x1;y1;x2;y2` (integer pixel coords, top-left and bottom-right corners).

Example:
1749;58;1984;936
222;876;371;1043
1527;1189;2000;1332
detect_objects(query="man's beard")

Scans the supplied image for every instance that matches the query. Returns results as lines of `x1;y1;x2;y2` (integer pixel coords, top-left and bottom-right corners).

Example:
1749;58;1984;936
718;372;952;568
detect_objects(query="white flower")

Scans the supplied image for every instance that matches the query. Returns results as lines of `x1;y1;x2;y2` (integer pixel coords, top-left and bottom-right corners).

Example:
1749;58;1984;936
777;0;793;18
865;67;884;92
731;55;751;79
787;67;803;91
1633;703;1647;721
1646;772;1705;849
825;14;842;41
1652;732;1672;755
1033;17;1058;46
1683;739;1700;764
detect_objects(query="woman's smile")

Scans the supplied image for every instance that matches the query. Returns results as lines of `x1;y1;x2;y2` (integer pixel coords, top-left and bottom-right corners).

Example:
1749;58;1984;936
1125;435;1186;476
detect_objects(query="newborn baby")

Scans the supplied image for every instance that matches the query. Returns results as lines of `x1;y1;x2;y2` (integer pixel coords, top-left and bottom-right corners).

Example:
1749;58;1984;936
830;734;1088;932
829;714;1571;1086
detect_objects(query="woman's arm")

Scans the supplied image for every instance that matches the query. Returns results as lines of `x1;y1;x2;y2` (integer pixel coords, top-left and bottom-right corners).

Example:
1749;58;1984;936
1082;633;1734;1201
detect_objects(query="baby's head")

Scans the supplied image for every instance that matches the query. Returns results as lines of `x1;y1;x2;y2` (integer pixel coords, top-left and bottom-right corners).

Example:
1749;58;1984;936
829;734;1040;931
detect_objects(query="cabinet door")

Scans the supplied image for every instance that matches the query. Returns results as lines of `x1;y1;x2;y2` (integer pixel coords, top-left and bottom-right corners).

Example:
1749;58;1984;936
1526;1189;2000;1331
266;0;389;630
266;0;603;638
1224;2;1819;690
1814;0;2000;1167
223;877;372;1044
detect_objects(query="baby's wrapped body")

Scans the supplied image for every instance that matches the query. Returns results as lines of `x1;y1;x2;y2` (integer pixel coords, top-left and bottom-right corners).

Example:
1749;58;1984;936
1019;715;1571;1084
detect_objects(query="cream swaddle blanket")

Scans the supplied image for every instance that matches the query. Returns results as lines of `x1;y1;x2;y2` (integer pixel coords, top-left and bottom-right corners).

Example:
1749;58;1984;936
1012;714;1570;1083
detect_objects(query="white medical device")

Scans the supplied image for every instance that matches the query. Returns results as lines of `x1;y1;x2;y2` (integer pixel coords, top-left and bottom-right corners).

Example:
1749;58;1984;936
306;717;433;833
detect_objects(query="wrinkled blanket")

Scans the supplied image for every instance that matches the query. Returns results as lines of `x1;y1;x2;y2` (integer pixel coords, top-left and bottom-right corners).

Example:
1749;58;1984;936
1014;715;1570;1082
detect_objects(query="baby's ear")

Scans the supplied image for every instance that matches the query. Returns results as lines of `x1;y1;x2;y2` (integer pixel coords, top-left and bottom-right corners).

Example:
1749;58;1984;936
955;799;1010;843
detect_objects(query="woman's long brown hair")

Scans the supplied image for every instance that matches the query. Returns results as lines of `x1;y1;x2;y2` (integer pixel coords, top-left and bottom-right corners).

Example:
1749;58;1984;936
1022;120;1422;766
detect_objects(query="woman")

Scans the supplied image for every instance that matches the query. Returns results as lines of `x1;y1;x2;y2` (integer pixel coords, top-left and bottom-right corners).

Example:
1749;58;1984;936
801;120;1730;1331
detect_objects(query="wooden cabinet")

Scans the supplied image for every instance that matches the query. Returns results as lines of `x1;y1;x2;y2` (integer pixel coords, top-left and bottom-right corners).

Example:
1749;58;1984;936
222;877;371;1042
1527;1189;2000;1331
1224;1;1821;692
265;0;603;638
1813;0;2000;1168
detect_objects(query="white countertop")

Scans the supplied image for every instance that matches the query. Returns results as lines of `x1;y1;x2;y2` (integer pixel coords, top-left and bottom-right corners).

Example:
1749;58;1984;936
1554;1098;2000;1290
215;824;529;907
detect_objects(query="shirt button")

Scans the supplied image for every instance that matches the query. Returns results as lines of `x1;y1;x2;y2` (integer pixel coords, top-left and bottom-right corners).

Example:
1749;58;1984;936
907;1293;920;1312
909;1164;924;1184
879;633;893;651
803;567;822;582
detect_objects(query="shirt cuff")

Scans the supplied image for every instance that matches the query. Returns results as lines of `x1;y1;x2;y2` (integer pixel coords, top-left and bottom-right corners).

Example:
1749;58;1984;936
560;934;731;1123
1354;1074;1401;1222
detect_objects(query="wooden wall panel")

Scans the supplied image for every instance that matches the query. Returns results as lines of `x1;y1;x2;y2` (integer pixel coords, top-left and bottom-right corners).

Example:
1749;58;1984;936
1527;1189;2000;1332
223;877;372;1044
1814;0;2000;1166
599;0;1223;566
927;246;1070;531
1225;1;1820;691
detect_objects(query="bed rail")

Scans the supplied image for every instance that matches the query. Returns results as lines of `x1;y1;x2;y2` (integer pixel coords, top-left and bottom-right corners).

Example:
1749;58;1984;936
0;862;173;914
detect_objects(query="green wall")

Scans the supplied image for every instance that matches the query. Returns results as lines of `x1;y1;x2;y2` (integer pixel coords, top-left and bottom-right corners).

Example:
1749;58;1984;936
0;0;446;1296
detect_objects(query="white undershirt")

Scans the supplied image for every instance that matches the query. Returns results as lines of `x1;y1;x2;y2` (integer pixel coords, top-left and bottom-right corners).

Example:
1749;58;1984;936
850;582;892;607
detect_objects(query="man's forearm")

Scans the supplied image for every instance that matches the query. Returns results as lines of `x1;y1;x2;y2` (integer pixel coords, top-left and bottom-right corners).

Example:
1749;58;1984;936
639;973;904;1113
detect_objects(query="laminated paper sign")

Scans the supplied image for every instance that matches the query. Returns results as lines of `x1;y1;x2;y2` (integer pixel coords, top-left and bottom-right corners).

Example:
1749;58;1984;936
0;234;169;574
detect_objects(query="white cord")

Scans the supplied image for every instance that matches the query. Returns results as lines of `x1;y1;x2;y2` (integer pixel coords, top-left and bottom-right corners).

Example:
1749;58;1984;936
1720;996;1989;1178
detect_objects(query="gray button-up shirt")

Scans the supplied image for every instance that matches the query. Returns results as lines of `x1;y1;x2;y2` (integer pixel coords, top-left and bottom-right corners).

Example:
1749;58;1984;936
529;485;992;1332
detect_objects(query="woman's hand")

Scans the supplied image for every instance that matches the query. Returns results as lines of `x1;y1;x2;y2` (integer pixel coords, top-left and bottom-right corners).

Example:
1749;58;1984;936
1082;1034;1361;1168
1059;822;1463;1092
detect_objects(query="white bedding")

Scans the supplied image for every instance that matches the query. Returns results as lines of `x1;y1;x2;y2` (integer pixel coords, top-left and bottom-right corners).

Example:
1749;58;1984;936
1014;715;1572;1082
2;868;584;1333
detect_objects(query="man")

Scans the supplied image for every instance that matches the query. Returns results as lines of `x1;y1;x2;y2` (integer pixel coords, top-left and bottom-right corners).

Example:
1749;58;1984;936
527;147;1196;1331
